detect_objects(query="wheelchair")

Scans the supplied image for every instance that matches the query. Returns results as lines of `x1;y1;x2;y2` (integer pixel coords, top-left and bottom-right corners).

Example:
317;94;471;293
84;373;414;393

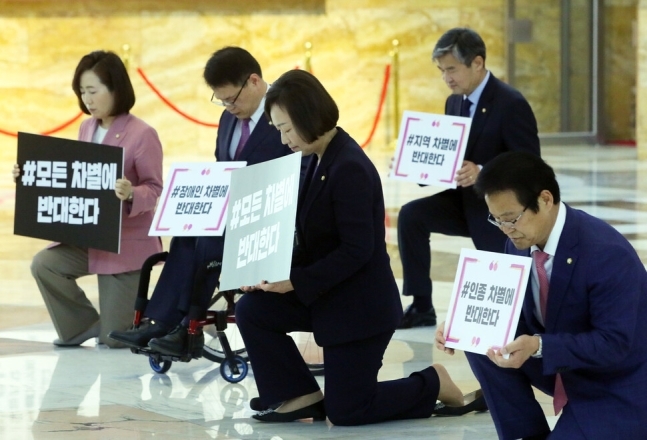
127;252;324;383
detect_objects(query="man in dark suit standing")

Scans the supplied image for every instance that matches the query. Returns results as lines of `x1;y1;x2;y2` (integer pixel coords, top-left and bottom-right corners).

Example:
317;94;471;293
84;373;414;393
110;47;303;354
397;28;541;328
437;152;647;439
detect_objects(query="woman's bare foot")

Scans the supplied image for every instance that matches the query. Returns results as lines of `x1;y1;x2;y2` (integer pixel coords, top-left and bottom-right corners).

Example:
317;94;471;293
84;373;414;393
432;364;463;407
275;390;324;413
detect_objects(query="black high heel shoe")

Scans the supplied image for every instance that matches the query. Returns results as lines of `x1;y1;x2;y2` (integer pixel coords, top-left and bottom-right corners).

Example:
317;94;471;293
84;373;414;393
252;400;326;423
433;389;487;416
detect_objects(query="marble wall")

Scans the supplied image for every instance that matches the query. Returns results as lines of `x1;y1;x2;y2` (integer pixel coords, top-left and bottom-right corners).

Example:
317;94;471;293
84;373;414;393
0;0;638;166
0;0;508;165
604;0;637;142
638;0;647;158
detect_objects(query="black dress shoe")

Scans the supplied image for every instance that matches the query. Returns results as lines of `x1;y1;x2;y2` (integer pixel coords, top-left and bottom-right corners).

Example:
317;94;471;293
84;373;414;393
250;397;266;411
108;319;170;348
398;305;437;329
250;397;283;411
252;400;326;423
148;324;204;357
433;389;488;416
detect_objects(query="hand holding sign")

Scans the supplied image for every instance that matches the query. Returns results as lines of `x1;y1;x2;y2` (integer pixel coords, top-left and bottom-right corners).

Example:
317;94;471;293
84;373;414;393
443;248;531;357
390;111;472;189
486;334;541;368
435;321;454;355
115;177;133;201
454;160;480;188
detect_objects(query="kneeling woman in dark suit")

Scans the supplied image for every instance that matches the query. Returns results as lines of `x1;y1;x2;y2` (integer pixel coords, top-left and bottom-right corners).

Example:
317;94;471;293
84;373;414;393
236;69;464;426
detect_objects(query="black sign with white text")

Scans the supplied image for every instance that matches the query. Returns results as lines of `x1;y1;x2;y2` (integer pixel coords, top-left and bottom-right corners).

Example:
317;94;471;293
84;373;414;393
14;132;124;253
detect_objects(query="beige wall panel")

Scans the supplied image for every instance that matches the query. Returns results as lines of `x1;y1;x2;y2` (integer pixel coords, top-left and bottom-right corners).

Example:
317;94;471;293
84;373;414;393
0;0;563;166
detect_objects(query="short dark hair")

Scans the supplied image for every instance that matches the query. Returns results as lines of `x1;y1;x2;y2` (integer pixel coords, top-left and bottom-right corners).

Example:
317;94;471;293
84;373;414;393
264;70;339;144
203;46;262;88
432;28;486;67
71;50;135;116
474;152;560;213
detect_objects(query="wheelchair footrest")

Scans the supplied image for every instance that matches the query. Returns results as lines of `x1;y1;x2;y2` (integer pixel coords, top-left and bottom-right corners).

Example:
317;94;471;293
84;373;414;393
130;346;202;363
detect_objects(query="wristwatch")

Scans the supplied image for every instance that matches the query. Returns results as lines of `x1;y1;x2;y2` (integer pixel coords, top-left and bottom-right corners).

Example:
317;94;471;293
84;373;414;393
531;334;543;358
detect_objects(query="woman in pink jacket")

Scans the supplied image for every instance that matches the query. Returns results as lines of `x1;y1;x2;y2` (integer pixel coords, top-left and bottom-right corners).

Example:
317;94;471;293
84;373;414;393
15;51;163;348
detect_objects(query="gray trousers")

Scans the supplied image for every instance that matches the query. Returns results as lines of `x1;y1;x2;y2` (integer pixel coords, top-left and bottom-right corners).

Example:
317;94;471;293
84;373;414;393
31;244;140;348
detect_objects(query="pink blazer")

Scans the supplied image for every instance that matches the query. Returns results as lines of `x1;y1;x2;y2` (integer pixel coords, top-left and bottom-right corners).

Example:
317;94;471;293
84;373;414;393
75;113;163;274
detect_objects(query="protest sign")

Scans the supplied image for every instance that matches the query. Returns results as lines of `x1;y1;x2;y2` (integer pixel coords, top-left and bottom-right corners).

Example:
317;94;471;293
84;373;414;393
219;153;302;291
390;110;471;189
444;248;531;356
149;161;246;236
14;132;123;253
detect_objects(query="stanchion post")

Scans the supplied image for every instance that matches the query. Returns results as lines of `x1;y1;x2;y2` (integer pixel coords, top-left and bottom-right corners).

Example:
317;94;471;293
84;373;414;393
122;44;131;71
304;42;313;73
391;39;400;141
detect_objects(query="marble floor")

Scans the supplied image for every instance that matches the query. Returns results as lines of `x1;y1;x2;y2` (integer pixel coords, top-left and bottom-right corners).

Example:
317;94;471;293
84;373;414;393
1;143;644;439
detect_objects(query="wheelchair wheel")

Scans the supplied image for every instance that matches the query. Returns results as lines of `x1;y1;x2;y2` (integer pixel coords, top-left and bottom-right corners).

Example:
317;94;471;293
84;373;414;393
149;356;172;374
291;331;325;376
220;355;249;383
203;290;248;363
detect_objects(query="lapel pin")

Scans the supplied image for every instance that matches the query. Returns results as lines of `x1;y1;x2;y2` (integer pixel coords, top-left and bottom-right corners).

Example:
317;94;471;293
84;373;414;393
567;258;573;264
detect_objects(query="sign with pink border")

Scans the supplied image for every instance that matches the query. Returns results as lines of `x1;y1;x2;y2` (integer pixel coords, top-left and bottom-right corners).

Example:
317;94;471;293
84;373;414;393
444;248;531;356
148;161;246;236
390;111;471;189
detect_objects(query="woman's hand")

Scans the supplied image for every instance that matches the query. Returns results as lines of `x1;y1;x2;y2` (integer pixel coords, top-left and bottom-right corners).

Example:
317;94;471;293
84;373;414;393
240;279;294;294
115;177;133;201
12;164;20;183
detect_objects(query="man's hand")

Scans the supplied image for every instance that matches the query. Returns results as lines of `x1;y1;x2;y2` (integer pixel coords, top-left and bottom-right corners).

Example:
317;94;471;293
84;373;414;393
240;279;293;294
455;160;480;187
434;321;455;355
486;334;540;369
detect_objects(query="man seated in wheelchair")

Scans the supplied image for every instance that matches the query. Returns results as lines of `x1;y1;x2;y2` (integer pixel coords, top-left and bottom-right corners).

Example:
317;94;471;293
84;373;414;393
109;46;307;356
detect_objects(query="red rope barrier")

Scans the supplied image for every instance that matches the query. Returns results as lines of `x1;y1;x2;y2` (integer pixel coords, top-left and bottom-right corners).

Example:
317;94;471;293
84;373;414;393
40;112;85;135
137;67;219;128
1;64;389;139
360;63;391;149
0;111;84;138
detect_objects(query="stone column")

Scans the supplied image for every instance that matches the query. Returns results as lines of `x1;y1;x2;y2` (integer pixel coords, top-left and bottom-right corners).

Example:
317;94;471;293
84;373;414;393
638;1;647;159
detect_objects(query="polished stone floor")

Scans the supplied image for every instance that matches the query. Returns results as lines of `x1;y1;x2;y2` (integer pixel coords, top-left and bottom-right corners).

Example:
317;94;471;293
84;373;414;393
1;143;643;439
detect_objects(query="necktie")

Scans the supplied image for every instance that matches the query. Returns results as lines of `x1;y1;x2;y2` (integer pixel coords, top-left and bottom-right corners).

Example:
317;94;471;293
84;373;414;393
532;249;568;415
234;118;251;160
460;97;472;117
532;250;550;320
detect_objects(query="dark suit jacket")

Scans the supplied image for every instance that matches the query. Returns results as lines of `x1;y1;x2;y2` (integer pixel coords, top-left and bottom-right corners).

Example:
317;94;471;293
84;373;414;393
290;128;402;346
215;110;290;164
433;73;541;252
445;73;540;164
508;205;647;438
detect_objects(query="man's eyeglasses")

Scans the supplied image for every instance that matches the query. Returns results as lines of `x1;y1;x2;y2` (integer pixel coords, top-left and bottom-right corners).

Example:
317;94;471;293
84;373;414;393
211;74;251;107
487;207;527;229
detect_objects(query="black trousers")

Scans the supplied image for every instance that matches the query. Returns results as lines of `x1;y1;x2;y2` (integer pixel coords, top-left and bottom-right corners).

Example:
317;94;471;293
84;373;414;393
235;290;440;426
145;236;224;326
397;188;507;301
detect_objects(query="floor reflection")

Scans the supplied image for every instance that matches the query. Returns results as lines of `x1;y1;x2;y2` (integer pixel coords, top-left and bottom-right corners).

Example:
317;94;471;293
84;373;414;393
0;144;643;439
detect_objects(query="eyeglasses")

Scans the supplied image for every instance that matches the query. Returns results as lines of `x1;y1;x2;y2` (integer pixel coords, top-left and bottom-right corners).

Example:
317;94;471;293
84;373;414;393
487;207;527;229
211;74;251;107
